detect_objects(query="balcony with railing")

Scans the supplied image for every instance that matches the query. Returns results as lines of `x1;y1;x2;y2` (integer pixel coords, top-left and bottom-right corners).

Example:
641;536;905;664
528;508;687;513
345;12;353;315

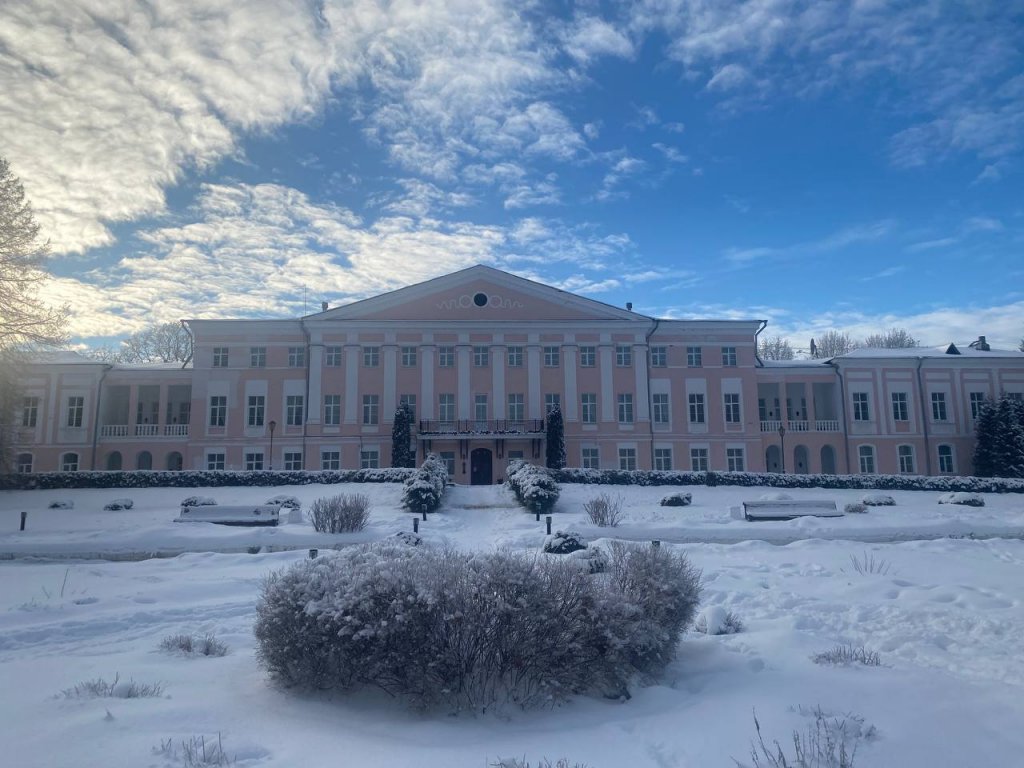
100;424;129;438
760;419;841;433
99;423;189;439
418;419;545;438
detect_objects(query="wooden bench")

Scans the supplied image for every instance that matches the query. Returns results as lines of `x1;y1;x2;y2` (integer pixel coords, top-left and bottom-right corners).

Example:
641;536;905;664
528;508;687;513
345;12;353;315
738;499;841;521
174;504;280;527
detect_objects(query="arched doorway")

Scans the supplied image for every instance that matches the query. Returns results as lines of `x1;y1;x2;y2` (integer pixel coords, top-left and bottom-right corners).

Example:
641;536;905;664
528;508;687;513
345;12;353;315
106;451;122;471
167;451;183;471
137;451;152;470
470;448;493;485
820;445;837;474
794;445;809;474
765;445;782;473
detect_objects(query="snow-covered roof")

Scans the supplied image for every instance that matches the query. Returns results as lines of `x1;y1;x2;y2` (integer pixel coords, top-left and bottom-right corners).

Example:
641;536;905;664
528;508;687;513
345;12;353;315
836;345;1024;360
31;350;101;365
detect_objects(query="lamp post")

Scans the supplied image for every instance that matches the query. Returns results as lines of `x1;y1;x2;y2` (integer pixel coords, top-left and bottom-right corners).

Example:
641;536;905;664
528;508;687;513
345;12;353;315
268;420;277;471
778;421;786;475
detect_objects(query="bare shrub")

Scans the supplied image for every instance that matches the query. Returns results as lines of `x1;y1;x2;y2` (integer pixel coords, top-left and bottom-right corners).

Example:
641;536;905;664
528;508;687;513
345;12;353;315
739;707;869;768
307;494;370;533
584;493;624;527
61;673;163;699
695;606;744;635
845;552;891;576
493;759;589;768
843;503;867;515
811;644;881;667
160;633;228;657
155;734;234;766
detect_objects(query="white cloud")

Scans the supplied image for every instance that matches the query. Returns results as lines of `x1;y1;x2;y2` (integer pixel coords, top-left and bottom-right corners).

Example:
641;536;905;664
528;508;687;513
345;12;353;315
562;16;634;64
706;63;751;92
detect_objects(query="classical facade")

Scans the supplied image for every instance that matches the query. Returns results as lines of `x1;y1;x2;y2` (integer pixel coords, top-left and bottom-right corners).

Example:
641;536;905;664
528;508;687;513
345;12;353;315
11;266;1024;482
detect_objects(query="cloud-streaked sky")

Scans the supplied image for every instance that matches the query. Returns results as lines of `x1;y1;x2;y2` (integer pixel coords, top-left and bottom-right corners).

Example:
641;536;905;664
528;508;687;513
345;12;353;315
2;0;1022;349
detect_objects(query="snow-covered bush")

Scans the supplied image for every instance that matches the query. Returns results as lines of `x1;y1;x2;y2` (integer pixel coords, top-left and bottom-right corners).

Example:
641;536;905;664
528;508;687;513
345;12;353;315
401;453;449;515
307;494;370;533
266;494;301;510
61;674;163;699
584;493;623;526
844;502;868;514
543;530;588;554
569;545;608;574
48;500;73;509
492;759;590;768
393;531;423;547
742;706;869;768
506;460;560;514
861;493;895;506
660;492;692;507
103;498;133;511
181;496;217;507
154;734;233;767
254;541;701;711
695;606;744;635
938;492;985;507
811;644;881;667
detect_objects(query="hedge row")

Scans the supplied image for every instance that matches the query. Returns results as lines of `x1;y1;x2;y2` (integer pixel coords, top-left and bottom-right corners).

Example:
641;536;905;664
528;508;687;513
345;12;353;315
552;467;1024;493
506;459;560;514
0;467;415;491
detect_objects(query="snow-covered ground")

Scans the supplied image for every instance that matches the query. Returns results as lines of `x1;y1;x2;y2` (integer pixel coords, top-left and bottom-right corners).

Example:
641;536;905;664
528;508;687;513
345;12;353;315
1;482;1023;767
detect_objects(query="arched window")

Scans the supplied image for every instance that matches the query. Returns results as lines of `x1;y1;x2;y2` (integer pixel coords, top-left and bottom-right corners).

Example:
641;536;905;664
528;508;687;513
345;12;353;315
137;451;153;470
61;453;79;472
857;445;875;474
937;445;955;474
106;451;122;471
897;445;915;474
16;453;33;473
167;452;183;471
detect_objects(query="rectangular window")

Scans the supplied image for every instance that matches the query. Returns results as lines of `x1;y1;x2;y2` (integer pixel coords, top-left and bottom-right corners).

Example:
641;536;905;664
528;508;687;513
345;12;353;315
362;394;379;425
545;393;561;414
618;447;637;470
21;396;38;428
650;346;667;367
891;392;909;421
325;346;343;366
61;453;79;472
858;445;875;473
440;451;456;475
688;393;706;424
474;394;488;421
360;449;379;469
969;391;986;419
473;346;489;367
617;393;634;424
206;452;225;471
581;447;600;469
654;447;673;471
722;346;737;366
507;450;524;460
399;394;416;420
652;393;670;424
323;395;341;425
687;346;703;367
616;345;632;366
544;346;560;367
507;346;524;367
898;445;915;474
321;450;340;471
284;451;303;471
723;393;741;423
690;447;709;472
247;395;265;427
579;346;596;367
938;445;954;474
212;347;228;367
244;451;264;471
853;392;870;421
66;396;84;428
507;393;524;421
286;395;304;426
288;346;305;367
581;393;597;424
17;454;33;473
209;395;227;427
439;393;456;422
438;346;455;367
726;447;745;472
931;392;948;421
401;346;417;367
362;346;380;367
250;347;266;367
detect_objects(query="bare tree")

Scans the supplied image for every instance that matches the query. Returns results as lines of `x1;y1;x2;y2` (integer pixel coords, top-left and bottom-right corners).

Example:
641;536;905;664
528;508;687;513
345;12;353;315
92;322;192;364
863;327;920;348
758;335;795;361
814;330;859;358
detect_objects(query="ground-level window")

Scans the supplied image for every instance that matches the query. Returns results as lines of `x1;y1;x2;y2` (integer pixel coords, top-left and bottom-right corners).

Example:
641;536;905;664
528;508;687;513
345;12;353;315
618;447;637;471
690;447;709;472
16;453;33;473
654;447;672;471
244;451;264;471
207;452;225;471
581;447;600;469
440;451;456;475
321;451;340;471
937;445;954;474
726;447;745;472
858;445;875;474
61;452;79;472
507;450;524;461
360;449;380;469
897;445;915;474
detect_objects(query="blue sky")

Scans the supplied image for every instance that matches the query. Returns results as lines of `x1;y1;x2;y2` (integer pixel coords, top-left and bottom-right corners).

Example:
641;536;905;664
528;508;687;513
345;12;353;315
2;0;1022;349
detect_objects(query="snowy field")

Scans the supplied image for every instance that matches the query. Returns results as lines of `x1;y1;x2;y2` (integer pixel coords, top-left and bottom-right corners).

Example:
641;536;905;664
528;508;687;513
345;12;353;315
1;482;1023;767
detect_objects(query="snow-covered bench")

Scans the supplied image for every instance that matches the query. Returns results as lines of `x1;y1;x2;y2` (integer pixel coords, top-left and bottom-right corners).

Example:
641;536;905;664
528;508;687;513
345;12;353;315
174;504;280;526
737;499;841;521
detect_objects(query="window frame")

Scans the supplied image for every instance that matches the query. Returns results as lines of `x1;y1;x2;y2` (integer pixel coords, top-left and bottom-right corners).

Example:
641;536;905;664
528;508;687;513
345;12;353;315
287;346;306;367
618;447;637;471
579;346;596;367
286;394;304;426
249;346;266;368
721;346;737;367
654;447;672;470
323;394;341;426
617;393;634;424
687;346;703;368
897;444;915;474
723;393;741;424
438;346;455;368
321;450;341;471
652;392;670;424
649;346;667;368
726;447;745;472
543;346;560;367
362;346;380;367
362;394;379;425
852;392;871;421
21;396;39;428
473;346;489;367
206;452;225;471
506;346;524;367
891;392;909;422
615;345;632;367
931;392;948;421
212;347;229;367
325;346;343;366
284;451;303;471
209;395;227;427
66;396;84;428
858;445;876;473
581;447;600;469
401;346;417;367
581;393;597;424
247;395;265;427
688;393;706;424
690;447;709;472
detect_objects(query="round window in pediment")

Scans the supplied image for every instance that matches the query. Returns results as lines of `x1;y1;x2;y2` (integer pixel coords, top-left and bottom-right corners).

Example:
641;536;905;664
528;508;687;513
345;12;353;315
473;292;488;307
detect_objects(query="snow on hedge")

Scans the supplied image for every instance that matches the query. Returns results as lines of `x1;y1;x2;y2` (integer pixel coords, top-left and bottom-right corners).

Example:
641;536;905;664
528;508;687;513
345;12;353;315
506;460;560;514
401;453;449;515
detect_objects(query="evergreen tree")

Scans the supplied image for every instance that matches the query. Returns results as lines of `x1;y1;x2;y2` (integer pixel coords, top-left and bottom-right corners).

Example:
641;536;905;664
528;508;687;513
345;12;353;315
545;406;566;470
972;398;1000;477
974;395;1024;478
391;404;416;468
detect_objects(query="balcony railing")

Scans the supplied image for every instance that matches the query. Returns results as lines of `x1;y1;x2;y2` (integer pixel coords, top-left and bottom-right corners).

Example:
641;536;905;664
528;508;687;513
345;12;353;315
418;419;544;437
135;424;159;437
787;420;809;432
164;424;189;437
760;420;782;432
815;419;840;432
100;425;129;438
761;419;840;433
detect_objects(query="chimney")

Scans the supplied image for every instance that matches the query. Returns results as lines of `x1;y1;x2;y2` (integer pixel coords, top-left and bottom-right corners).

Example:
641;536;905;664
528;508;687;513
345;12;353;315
978;335;989;351
626;302;633;311
321;301;328;312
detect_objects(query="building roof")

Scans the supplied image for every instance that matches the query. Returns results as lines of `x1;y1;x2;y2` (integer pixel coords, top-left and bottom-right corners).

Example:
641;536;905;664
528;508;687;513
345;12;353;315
836;345;1024;360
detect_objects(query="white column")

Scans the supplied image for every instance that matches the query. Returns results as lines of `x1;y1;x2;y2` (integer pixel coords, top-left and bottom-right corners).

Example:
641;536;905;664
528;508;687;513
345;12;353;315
492;343;506;418
383;340;397;422
599;343;614;422
527;341;541;419
457;343;471;419
563;343;578;421
344;344;359;424
421;344;435;419
634;342;649;422
307;339;322;425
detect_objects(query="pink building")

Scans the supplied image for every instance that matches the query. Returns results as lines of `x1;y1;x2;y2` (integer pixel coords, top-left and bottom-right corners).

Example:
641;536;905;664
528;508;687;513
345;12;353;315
11;266;1024;482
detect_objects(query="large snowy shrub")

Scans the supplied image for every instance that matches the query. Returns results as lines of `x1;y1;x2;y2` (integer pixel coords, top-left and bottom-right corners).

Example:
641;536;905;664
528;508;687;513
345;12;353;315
401;453;449;515
254;542;701;712
506;460;560;514
307;494;370;533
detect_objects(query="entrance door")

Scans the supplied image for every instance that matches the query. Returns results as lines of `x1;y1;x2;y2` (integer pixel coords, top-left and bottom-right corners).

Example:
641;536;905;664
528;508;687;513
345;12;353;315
470;448;493;485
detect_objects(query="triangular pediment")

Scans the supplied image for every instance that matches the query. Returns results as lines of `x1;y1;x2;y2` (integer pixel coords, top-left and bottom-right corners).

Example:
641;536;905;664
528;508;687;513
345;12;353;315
310;265;646;323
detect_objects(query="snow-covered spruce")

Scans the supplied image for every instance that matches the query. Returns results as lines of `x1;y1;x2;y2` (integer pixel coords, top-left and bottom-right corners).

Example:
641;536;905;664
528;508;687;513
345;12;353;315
694;606;743;636
938;492;985;507
542;530;588;554
254;541;700;712
862;493;895;506
506;460;560;514
180;496;217;507
401;453;449;515
660;492;692;507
